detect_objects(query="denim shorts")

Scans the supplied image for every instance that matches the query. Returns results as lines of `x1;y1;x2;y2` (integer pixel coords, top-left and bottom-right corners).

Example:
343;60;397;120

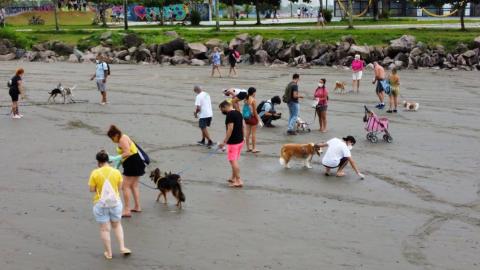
93;202;122;224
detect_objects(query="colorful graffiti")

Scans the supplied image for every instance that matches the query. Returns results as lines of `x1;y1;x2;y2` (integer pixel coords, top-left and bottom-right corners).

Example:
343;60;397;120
111;4;209;22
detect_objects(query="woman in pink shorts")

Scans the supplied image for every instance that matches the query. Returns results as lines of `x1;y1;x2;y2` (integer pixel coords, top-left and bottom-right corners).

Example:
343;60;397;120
218;100;245;188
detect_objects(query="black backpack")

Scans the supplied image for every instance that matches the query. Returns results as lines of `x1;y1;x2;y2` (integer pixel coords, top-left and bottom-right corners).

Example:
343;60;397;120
282;82;293;103
105;62;111;76
256;100;270;114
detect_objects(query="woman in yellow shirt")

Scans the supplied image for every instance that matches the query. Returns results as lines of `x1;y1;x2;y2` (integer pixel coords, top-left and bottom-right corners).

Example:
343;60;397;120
107;125;145;217
88;150;131;259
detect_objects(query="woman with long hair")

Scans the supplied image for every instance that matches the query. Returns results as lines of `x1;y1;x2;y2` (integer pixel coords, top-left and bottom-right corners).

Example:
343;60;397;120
243;87;261;153
107;125;145;218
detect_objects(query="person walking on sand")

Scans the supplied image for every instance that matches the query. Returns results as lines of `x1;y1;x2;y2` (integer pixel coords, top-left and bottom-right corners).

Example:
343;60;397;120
90;54;109;105
107;125;145;218
372;62;386;109
283;73;304;135
194;85;214;147
387;68;400;113
243;87;262;153
351;54;364;93
317;10;325;27
218;101;244;188
88;150;131;260
227;46;240;77
317;136;365;179
314;78;329;133
211;47;222;78
8;68;25;119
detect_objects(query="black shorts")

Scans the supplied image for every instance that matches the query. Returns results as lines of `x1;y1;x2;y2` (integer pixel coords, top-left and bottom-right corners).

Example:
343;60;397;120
122;153;145;177
199;117;212;129
9;89;19;102
229;60;236;68
316;105;328;112
323;157;349;169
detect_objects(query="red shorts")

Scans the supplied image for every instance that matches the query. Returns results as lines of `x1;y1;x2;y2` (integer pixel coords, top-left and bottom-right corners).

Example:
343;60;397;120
227;141;244;161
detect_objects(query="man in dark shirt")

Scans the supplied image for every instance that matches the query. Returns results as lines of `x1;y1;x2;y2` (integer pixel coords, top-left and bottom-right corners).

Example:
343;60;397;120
284;73;303;135
218;101;244;188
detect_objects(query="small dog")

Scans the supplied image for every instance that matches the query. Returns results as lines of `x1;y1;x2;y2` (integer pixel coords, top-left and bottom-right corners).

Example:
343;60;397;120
334;81;346;94
48;83;76;104
403;101;419;111
296;117;311;133
149;168;185;207
279;143;323;169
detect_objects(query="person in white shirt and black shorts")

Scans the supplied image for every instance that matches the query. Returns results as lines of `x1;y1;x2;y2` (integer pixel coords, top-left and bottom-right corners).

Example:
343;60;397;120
194;85;214;147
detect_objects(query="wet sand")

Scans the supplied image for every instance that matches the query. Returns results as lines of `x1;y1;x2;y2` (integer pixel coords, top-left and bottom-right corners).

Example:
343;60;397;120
1;62;479;270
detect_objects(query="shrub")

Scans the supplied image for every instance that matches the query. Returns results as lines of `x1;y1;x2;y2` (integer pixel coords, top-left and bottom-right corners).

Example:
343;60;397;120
190;10;201;26
0;28;35;49
322;9;333;23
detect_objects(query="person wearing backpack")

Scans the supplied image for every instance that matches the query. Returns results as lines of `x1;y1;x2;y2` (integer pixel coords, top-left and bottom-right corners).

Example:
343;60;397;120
8;68;25;119
283;73;303;135
258;96;282;128
243;87;261;153
90;54;110;105
228;45;240;77
89;150;131;260
107;125;145;218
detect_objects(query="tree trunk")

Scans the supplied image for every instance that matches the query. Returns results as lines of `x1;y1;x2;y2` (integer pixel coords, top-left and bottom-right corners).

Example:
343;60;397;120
53;0;60;31
347;0;353;29
372;0;379;21
215;0;220;31
320;0;323;11
460;3;466;31
123;0;128;30
231;0;236;26
208;0;213;21
255;0;261;25
160;4;164;26
290;3;293;17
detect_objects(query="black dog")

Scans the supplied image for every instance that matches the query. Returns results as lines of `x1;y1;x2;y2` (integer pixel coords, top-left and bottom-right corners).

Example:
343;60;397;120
149;168;185;207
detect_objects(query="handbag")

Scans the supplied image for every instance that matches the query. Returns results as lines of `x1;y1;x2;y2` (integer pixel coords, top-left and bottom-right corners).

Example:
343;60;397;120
134;141;150;165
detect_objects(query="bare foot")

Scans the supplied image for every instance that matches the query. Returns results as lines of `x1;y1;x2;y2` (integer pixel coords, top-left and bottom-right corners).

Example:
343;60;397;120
336;171;346;177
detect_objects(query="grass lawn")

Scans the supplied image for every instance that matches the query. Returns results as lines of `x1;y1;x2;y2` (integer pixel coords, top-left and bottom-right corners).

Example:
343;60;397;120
3;11;480;51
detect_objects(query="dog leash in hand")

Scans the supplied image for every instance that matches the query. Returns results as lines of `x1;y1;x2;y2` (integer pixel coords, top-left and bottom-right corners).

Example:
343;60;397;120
177;146;221;175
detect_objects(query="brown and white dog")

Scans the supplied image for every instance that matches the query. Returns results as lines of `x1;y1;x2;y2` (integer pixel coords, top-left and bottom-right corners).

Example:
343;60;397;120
279;143;323;169
403;101;419;111
334;81;346;94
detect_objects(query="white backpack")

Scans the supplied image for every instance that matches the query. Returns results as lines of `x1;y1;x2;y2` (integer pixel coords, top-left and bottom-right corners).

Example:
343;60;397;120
98;168;120;208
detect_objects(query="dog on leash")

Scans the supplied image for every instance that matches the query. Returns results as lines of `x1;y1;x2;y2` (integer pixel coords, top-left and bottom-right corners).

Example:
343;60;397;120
279;143;323;169
149;168;185;207
48;83;76;104
334;81;347;94
403;101;419;111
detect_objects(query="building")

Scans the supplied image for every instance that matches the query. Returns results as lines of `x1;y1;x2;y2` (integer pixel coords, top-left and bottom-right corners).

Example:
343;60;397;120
280;0;480;17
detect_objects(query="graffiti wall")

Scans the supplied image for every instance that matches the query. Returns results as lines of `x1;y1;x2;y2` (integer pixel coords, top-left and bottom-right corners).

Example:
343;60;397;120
111;4;209;22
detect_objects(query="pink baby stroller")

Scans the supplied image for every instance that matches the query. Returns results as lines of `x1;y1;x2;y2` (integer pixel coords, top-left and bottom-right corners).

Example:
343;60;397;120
364;106;393;143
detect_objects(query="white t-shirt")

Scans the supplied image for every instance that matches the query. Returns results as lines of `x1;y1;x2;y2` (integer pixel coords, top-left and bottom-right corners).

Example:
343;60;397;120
195;91;213;119
322;138;351;168
224;88;247;97
95;61;108;80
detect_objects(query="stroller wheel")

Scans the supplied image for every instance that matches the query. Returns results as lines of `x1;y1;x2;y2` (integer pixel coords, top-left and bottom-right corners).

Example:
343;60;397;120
370;135;378;143
366;132;373;141
384;134;393;143
307;128;311;132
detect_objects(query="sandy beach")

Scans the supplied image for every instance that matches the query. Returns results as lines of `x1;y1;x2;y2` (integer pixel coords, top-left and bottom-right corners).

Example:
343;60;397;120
1;62;479;270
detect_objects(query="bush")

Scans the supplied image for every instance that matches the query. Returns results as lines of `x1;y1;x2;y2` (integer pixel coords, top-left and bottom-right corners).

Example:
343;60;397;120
0;28;35;49
322;9;333;23
190;10;201;26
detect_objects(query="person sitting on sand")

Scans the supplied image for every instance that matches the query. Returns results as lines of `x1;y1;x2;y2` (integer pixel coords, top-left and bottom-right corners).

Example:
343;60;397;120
317;136;365;179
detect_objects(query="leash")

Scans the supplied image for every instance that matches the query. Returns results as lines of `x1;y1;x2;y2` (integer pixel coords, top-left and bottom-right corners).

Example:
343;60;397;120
138;146;221;190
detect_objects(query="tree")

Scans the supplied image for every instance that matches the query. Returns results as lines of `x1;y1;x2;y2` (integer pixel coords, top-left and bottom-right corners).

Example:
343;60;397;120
347;0;353;28
411;0;480;31
249;0;280;25
243;3;252;18
220;0;239;25
288;0;298;17
90;0;112;27
52;0;60;31
1;0;13;28
372;0;379;21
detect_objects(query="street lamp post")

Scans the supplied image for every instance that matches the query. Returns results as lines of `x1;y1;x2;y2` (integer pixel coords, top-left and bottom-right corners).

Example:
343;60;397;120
124;0;128;30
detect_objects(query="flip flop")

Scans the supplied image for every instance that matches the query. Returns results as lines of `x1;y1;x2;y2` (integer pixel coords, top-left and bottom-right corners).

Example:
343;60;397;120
104;252;112;260
246;149;252;152
122;214;132;218
121;248;132;256
252;150;261;153
131;209;142;213
227;179;234;183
